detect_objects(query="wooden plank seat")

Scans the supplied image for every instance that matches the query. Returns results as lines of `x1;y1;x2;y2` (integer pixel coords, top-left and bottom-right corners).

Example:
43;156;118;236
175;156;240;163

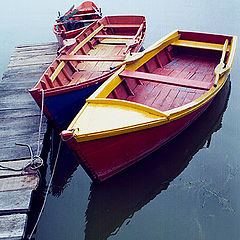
72;13;101;17
72;19;95;23
119;70;212;90
56;19;95;26
172;40;230;51
94;34;135;39
104;24;140;28
59;55;126;62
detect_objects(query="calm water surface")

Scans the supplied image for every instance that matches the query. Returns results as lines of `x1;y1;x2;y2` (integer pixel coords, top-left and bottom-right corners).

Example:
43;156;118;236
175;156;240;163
1;0;240;239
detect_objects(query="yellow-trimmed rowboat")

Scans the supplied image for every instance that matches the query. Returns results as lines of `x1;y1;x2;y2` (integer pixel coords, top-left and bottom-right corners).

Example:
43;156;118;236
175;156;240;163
61;30;237;182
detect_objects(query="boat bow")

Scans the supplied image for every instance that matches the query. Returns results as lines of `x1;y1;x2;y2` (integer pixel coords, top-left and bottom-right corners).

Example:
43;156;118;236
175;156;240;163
62;98;169;142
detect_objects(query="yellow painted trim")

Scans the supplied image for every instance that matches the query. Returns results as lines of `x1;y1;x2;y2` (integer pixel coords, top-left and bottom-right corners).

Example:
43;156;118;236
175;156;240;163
172;39;230;51
49;61;65;82
87;98;169;118
110;30;180;70
70;24;104;55
88;65;126;99
73;117;167;143
50;24;104;82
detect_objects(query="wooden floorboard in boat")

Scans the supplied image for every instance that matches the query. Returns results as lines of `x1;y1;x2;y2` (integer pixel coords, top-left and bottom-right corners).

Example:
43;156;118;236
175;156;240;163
125;53;216;111
72;43;127;84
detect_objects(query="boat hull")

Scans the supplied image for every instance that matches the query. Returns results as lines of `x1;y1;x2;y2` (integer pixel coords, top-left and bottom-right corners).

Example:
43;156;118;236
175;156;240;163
53;1;102;46
30;81;103;129
65;98;212;182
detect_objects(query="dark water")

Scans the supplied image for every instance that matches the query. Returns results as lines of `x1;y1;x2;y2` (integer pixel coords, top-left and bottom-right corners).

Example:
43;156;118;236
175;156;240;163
1;0;240;239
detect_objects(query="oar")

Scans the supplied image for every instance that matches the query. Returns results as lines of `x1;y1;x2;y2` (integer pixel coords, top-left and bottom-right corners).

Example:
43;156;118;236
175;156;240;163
214;39;229;87
92;6;102;17
110;33;181;70
123;23;144;54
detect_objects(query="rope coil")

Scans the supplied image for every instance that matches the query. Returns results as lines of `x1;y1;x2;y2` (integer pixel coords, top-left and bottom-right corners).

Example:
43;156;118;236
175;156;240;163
0;143;43;172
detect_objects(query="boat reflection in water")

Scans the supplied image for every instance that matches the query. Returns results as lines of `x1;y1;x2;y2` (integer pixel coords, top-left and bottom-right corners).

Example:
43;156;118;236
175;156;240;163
84;79;231;240
50;78;230;238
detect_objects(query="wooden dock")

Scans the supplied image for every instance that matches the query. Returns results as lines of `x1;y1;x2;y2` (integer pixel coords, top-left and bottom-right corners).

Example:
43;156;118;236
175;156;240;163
0;42;58;239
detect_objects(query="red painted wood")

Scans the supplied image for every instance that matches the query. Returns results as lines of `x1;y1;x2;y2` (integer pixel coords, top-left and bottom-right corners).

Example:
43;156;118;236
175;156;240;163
94;34;134;39
179;31;233;45
151;86;172;109
53;2;102;46
104;24;140;28
120;70;212;90
64;100;212;182
59;55;125;61
143;83;164;106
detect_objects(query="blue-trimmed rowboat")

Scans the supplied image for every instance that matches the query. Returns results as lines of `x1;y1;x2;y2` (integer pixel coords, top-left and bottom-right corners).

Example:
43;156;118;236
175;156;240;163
29;15;146;129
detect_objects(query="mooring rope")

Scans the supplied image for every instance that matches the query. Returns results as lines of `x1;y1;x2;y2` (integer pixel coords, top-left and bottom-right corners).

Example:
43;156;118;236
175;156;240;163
0;90;45;172
27;88;63;239
28;138;62;240
37;89;45;156
0;143;43;172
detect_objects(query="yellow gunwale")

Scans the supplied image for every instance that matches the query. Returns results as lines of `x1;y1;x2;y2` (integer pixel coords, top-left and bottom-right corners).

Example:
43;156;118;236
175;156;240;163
50;24;104;82
67;31;237;143
172;39;230;51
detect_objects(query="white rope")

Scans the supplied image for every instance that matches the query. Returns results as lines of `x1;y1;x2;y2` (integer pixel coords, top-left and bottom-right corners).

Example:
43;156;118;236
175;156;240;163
37;90;44;156
0;144;43;172
28;138;62;239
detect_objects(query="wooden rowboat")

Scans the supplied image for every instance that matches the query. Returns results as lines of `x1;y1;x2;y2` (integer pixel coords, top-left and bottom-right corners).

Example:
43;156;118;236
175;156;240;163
30;15;146;128
53;1;102;46
61;30;237;182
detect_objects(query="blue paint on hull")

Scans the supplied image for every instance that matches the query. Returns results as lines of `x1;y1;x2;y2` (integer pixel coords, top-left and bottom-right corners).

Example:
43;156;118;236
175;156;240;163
45;82;102;129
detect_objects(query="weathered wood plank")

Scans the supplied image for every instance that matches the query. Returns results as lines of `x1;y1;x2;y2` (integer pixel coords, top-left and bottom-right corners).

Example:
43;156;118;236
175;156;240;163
7;43;58;70
0;143;40;162
0;190;32;214
0;175;39;192
0;133;45;148
3;66;49;78
0;108;41;119
0;159;36;178
0;214;27;240
0;117;47;142
16;42;58;49
7;55;56;69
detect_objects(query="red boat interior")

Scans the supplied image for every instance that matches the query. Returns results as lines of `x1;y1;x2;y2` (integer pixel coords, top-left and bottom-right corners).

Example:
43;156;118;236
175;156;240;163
39;16;146;91
107;32;230;112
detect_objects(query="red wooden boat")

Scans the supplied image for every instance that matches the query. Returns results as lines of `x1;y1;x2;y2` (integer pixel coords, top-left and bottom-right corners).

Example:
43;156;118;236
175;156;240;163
61;30;237;182
30;15;146;128
53;1;102;46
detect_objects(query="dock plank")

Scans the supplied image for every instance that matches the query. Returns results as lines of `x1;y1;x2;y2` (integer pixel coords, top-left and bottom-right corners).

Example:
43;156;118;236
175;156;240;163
0;175;39;192
0;214;27;240
0;159;35;178
0;190;32;214
0;42;58;239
